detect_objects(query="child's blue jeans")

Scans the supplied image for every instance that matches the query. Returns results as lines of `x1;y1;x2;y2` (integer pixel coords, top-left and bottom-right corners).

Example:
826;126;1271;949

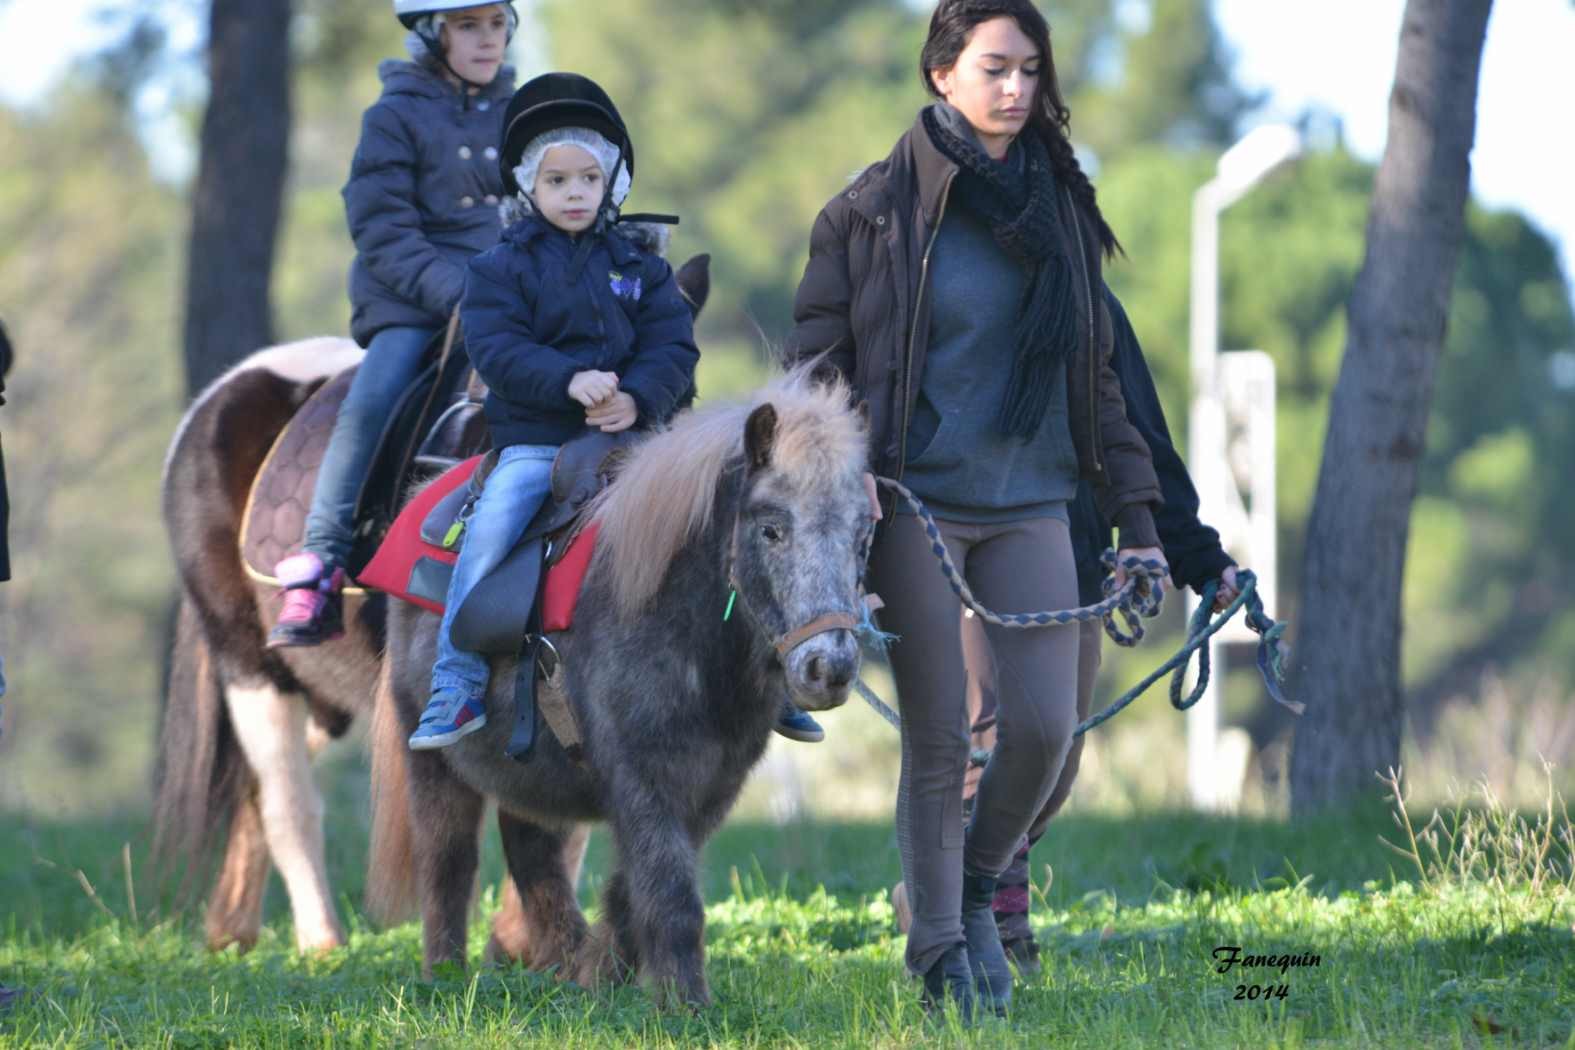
431;443;559;701
303;325;436;568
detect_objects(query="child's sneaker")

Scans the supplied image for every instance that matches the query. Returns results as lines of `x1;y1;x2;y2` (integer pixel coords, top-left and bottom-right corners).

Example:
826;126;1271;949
267;552;345;648
408;690;488;750
774;701;824;743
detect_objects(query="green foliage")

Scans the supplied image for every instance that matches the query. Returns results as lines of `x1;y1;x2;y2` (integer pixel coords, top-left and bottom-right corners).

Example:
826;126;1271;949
2;0;1572;820
0;90;183;814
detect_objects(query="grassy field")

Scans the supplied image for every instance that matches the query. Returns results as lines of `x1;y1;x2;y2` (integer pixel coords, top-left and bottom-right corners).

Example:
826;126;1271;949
2;773;1573;1050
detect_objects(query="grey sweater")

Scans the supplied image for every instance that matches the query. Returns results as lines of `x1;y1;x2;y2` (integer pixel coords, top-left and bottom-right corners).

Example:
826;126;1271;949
900;205;1078;522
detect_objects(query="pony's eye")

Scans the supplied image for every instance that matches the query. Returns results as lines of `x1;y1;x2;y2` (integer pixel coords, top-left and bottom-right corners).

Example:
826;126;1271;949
760;523;784;544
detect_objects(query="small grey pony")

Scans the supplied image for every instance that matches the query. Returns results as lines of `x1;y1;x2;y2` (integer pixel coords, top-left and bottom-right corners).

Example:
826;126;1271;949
367;371;873;1008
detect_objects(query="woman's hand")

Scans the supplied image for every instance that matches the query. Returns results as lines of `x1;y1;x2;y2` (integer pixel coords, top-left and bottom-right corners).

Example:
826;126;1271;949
568;370;619;407
1112;546;1169;593
863;472;882;521
1212;565;1241;612
585;391;638;433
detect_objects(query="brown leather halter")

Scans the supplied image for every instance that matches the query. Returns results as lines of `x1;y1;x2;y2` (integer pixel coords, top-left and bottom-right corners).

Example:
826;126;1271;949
721;514;880;661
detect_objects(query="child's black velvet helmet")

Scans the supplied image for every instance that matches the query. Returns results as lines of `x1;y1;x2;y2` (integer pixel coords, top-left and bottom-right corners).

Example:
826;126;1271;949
499;73;633;197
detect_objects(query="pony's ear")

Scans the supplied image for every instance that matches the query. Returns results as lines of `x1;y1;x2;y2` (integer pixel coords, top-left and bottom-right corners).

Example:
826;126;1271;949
744;403;777;472
676;253;711;319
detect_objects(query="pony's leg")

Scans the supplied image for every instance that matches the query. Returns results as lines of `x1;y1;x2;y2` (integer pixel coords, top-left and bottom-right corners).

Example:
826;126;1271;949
223;679;346;953
570;867;637;990
204;786;269;952
406;750;486;976
607;791;710;1008
484;816;590;973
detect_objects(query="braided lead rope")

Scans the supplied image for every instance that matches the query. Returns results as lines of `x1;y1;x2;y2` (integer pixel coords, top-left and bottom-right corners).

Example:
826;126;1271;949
852;570;1299;741
850;480;1300;740
876;476;1167;647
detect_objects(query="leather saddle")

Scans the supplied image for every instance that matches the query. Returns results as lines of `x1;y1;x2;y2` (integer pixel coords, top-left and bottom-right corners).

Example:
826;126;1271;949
424;428;639;653
420;428;640;761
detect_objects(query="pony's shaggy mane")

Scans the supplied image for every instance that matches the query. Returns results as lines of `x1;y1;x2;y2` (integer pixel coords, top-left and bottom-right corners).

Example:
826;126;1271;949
590;367;864;618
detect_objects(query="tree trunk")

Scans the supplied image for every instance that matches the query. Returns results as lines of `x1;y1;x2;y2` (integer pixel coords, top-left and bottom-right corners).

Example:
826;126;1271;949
1288;0;1493;814
181;0;293;397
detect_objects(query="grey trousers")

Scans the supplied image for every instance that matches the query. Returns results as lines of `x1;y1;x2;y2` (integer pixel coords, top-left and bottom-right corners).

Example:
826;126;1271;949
870;512;1081;975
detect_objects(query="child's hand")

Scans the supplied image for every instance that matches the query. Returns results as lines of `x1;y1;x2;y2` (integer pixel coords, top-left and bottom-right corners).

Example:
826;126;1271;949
568;370;620;407
585;391;638;433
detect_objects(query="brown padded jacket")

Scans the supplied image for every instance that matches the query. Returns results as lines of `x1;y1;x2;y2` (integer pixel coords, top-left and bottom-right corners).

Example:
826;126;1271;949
784;112;1162;547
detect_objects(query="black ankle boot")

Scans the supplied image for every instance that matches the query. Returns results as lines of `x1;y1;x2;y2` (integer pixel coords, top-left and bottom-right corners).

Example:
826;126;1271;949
962;868;1012;1015
920;941;976;1021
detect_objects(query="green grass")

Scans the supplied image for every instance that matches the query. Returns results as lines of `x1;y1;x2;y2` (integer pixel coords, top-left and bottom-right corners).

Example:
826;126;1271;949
2;796;1573;1048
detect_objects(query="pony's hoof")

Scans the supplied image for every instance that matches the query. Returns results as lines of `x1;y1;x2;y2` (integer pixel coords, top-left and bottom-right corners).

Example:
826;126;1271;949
650;977;711;1013
205;928;259;955
568;923;630;989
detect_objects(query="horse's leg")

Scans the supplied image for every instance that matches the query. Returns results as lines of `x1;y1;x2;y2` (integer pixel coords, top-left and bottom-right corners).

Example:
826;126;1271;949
204;785;269;952
570;867;638;990
406;750;486;976
483;816;590;973
606;788;710;1008
223;679;346;953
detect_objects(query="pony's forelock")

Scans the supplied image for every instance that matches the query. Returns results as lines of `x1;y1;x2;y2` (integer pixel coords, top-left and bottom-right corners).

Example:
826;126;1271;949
590;367;864;618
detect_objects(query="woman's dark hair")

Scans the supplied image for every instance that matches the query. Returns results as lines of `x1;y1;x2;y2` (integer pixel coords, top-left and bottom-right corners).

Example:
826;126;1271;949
920;0;1121;257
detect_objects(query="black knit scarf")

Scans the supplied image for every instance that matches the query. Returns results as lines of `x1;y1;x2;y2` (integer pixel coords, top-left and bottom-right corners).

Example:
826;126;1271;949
921;103;1078;439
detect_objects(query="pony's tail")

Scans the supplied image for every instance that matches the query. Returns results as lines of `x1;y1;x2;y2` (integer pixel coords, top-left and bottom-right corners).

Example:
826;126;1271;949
367;655;418;925
152;593;250;900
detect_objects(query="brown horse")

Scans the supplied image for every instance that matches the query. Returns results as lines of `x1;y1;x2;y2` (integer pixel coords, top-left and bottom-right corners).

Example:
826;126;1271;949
153;257;710;956
367;372;871;1007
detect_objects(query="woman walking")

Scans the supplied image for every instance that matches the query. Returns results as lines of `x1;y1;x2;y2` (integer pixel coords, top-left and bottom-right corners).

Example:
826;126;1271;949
785;0;1167;1018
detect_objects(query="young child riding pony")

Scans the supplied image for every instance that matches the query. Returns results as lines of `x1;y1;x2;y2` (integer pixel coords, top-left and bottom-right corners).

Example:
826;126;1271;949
407;73;701;748
269;1;518;647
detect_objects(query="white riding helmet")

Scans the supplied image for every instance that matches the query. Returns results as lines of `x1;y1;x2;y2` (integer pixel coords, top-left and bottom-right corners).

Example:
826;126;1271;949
393;0;517;30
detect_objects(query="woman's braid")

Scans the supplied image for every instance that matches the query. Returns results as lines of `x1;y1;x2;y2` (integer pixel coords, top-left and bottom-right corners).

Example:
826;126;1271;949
1044;128;1122;260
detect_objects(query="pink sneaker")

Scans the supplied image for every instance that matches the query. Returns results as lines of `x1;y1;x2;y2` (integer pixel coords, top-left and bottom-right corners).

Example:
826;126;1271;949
266;552;346;648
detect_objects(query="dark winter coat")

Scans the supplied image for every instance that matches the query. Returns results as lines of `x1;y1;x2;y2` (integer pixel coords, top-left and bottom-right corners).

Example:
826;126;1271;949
1072;291;1234;604
784;111;1162;548
344;59;516;347
461;215;700;448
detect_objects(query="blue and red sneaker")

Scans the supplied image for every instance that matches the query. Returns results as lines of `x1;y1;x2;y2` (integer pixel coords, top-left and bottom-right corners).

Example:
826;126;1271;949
266;552;345;648
408;690;488;750
774;700;825;743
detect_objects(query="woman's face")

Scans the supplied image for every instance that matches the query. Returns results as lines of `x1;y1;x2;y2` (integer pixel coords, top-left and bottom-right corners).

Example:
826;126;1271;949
929;15;1042;157
440;4;511;86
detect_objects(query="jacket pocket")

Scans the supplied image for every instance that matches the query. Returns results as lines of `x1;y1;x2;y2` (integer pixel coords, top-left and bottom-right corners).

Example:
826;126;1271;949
904;410;955;469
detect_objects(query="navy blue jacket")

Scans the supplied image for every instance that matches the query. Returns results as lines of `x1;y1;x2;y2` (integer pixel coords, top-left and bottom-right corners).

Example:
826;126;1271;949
1072;291;1235;604
461;216;700;447
343;60;516;347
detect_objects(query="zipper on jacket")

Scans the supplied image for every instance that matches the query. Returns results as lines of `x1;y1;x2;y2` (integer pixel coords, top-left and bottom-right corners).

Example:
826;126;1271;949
1066;186;1102;475
896;171;956;478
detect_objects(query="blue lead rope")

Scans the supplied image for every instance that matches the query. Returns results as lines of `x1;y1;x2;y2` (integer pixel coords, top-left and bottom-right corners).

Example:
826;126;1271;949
1072;569;1301;737
853;477;1301;738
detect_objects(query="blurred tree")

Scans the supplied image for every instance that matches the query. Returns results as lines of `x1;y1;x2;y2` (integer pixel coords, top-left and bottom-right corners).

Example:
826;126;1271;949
544;0;1254;346
181;0;292;396
0;92;183;809
1065;0;1259;163
1288;0;1495;814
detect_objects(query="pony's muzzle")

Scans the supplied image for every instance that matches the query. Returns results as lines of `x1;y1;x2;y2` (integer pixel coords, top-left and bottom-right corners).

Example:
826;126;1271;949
785;629;860;711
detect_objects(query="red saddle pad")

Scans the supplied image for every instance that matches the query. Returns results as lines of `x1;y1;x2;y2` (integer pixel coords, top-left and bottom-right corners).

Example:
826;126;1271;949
358;456;599;633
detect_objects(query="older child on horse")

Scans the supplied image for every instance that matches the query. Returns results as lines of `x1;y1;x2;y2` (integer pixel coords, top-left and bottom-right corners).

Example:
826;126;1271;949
269;1;518;646
406;73;702;748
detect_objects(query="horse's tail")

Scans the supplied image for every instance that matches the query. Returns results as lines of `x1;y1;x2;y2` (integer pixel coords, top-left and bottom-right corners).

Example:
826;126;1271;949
367;654;418;924
152;592;250;897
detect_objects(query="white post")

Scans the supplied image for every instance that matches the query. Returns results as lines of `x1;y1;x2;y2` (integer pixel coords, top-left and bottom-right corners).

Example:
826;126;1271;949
1185;125;1302;811
1187;185;1227;811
